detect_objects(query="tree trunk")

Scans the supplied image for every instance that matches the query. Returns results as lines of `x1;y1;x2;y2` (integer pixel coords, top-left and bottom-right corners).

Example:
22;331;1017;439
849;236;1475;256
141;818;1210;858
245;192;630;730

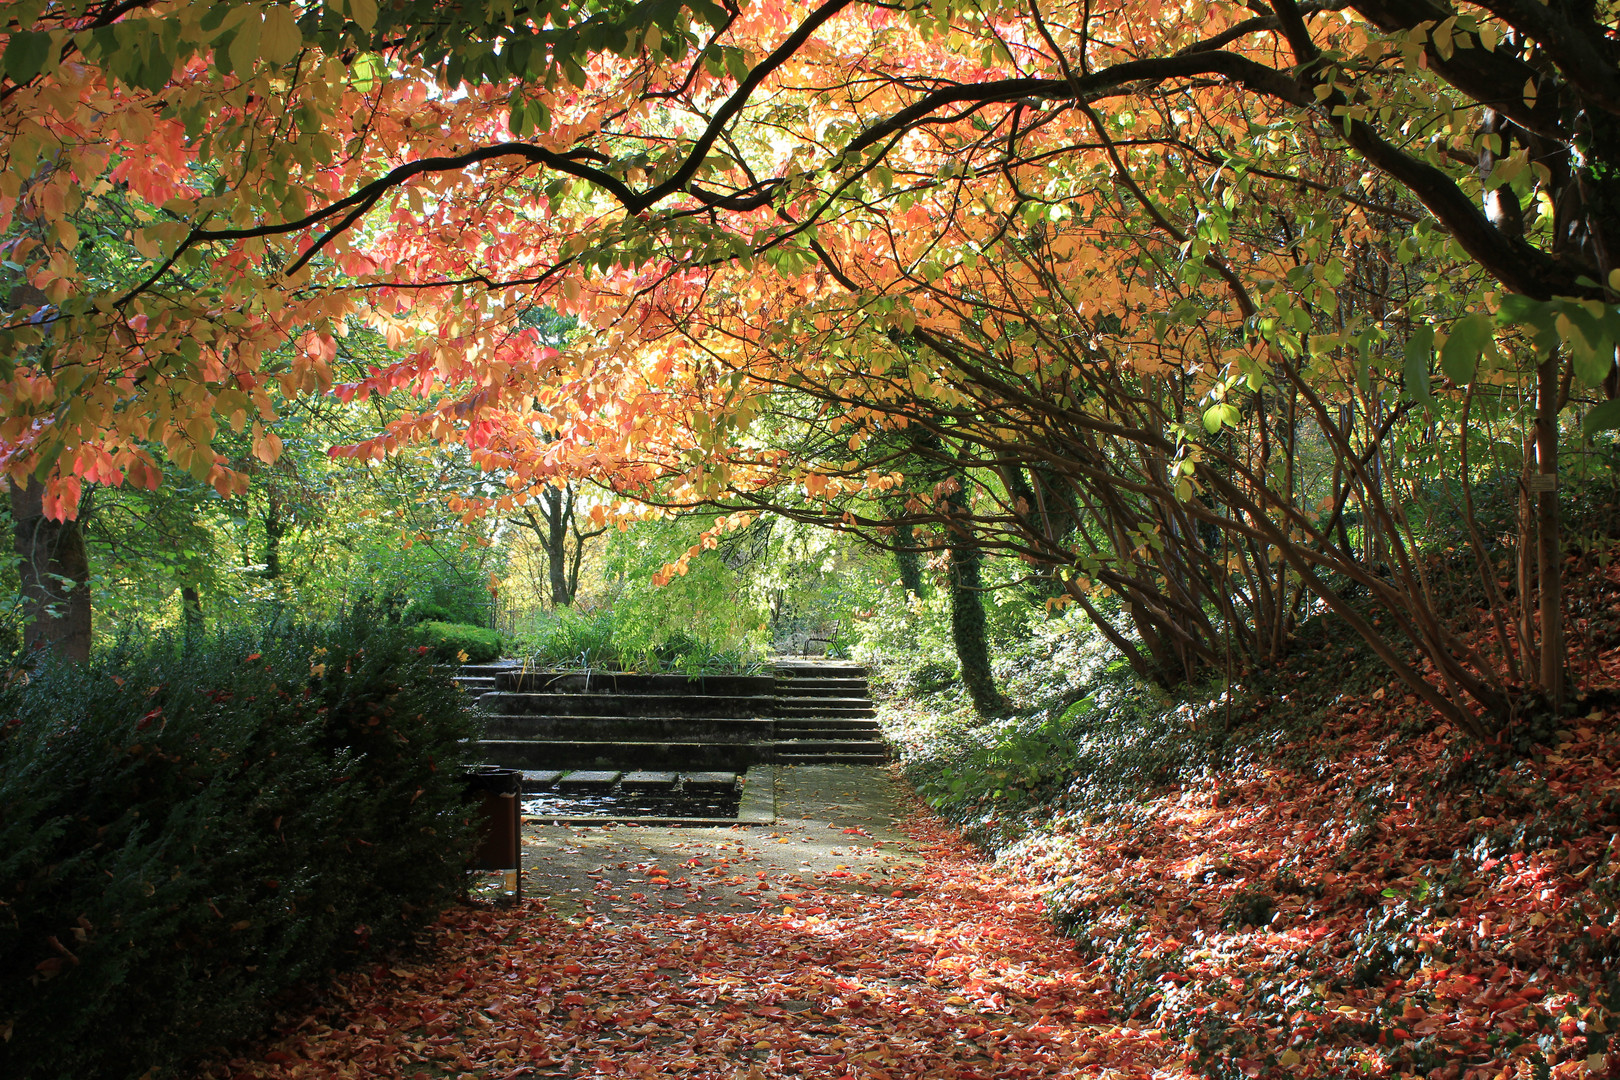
941;476;1006;717
1534;354;1565;709
542;485;575;606
949;540;1006;717
1518;429;1536;678
10;478;91;664
892;520;927;598
181;584;204;649
263;493;285;580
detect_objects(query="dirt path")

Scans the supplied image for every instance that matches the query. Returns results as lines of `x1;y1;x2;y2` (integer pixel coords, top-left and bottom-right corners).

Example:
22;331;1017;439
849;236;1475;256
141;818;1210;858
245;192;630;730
199;767;1168;1080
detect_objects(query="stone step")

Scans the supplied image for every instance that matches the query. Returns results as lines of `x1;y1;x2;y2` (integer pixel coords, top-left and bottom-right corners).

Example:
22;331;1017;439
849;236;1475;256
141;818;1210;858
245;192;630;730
775;677;871;692
774;662;867;679
774;750;890;765
775;732;884;744
476;739;767;771
480;714;773;741
777;699;874;711
458;665;519;683
619;770;678;791
557;769;620;790
776;719;882;731
681;771;743;794
773;737;888;753
518;769;737;793
775;703;877;719
497;671;775;695
480;691;776;718
456;676;497;690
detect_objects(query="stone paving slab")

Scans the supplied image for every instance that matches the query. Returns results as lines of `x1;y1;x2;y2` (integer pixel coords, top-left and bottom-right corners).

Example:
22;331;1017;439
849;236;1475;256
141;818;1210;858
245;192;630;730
556;770;620;789
522;765;925;921
679;771;738;791
520;770;563;789
619;770;677;790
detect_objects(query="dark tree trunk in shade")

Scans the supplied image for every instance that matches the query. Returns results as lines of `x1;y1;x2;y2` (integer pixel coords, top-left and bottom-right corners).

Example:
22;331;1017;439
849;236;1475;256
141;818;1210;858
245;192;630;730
10;478;91;664
263;493;285;580
542;485;575;607
181;585;204;648
1533;354;1564;709
942;477;1007;717
892;519;927;598
948;538;1006;717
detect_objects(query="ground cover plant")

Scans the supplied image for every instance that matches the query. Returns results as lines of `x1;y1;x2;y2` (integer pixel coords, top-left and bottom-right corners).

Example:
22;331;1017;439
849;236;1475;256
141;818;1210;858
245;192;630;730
0;618;478;1080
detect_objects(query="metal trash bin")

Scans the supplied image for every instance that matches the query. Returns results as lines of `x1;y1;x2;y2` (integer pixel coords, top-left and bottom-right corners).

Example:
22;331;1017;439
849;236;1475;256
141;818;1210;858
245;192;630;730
463;765;522;901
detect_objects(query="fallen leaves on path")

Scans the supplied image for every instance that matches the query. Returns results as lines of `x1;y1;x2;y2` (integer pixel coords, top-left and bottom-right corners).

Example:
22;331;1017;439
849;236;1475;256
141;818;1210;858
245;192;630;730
197;820;1168;1079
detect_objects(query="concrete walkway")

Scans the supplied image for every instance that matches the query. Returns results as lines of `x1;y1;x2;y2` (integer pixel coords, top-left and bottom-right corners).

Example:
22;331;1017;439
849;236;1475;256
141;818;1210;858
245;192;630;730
522;765;928;920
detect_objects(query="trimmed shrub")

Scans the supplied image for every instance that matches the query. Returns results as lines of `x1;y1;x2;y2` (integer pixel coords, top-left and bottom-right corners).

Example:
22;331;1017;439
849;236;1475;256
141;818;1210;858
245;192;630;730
403;601;458;625
410;620;504;663
0;618;479;1080
515;607;765;675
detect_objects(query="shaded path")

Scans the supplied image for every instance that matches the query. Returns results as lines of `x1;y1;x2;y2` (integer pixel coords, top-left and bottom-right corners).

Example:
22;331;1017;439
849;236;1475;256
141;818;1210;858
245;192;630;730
199;768;1169;1079
526;766;925;919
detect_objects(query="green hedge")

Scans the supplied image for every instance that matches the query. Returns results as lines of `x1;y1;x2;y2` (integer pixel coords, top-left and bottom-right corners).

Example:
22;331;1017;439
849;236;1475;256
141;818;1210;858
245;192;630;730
403;601;460;625
0;618;479;1080
411;620;504;664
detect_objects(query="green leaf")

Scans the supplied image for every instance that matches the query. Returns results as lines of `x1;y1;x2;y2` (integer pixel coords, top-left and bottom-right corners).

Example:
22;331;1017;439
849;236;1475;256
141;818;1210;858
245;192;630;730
31;438;65;482
351;51;382;91
1404;325;1434;409
1560;302;1615;386
1201;402;1239;433
1496;293;1560;354
1440;312;1493;384
3;30;52;83
1582;396;1620;438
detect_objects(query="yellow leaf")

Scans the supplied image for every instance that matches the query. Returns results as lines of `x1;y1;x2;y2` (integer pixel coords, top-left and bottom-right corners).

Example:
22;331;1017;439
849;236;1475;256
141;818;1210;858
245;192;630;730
347;0;378;34
253;431;283;464
228;14;260;74
260;6;302;64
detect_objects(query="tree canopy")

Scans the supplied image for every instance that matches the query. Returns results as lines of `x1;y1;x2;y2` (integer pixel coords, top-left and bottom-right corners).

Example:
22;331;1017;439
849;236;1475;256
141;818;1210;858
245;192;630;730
5;0;1620;726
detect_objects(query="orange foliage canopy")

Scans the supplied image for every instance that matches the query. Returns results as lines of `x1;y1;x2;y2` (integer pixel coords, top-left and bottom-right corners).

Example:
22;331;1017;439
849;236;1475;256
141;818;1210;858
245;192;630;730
0;0;1612;524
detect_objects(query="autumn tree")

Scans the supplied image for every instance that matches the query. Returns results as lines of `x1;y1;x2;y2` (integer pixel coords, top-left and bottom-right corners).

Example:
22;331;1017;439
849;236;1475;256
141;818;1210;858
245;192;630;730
5;0;1620;735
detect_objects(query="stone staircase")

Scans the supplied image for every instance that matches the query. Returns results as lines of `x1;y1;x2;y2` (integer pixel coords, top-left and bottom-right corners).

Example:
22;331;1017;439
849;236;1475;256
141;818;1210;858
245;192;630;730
773;659;888;765
474;670;777;771
453;661;511;705
458;659;888;771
